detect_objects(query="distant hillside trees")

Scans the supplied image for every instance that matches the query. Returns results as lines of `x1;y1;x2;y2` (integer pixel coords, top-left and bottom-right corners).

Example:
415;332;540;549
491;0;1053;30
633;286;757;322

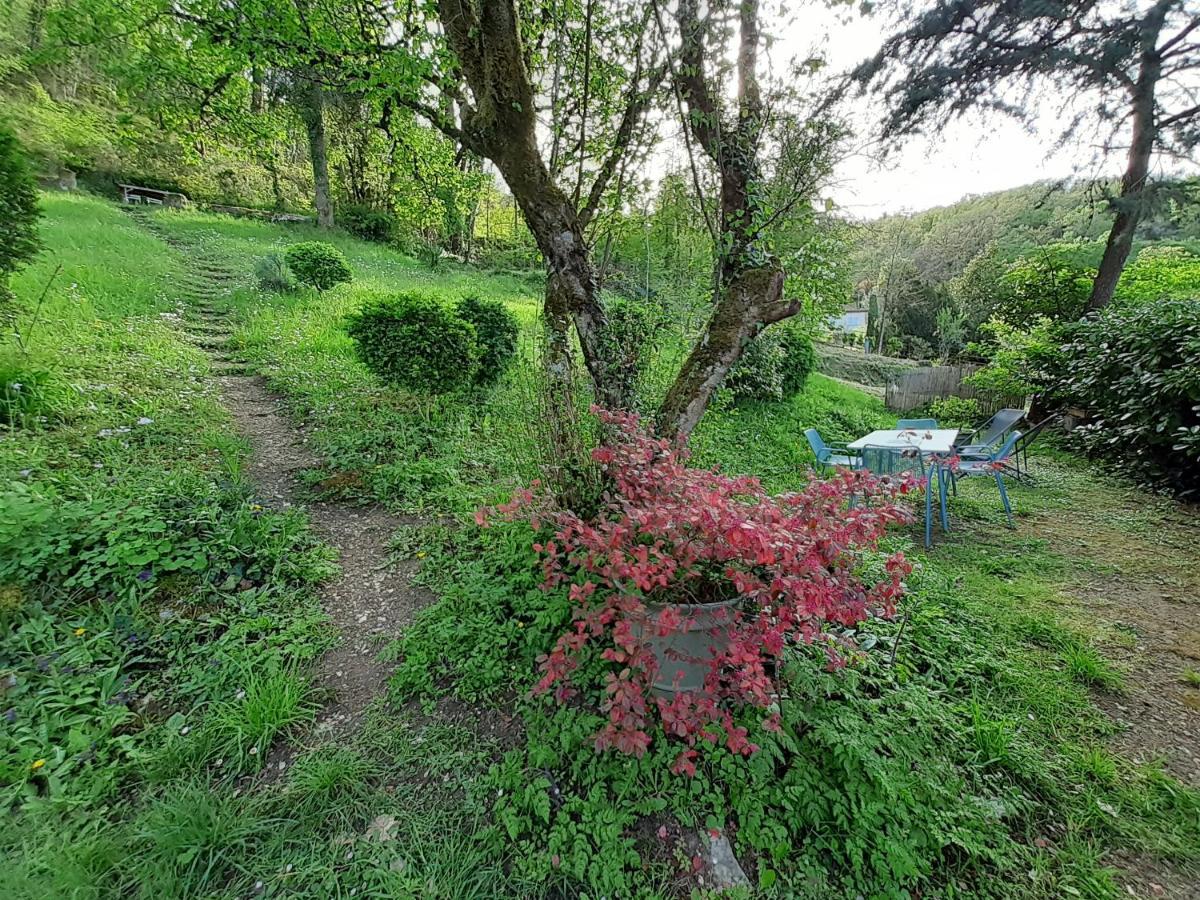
857;0;1200;312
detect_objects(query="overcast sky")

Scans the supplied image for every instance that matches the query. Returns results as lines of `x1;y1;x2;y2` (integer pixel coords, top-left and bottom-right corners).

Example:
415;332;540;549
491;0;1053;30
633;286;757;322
777;3;1197;220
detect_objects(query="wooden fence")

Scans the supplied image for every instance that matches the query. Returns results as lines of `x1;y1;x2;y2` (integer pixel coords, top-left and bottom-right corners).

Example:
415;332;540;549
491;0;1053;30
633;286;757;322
885;364;1024;414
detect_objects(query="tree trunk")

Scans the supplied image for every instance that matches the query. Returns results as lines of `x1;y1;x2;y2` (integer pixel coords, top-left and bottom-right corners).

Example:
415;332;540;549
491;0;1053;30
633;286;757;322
491;132;626;414
1088;16;1163;311
299;80;334;228
658;265;787;437
250;67;266;115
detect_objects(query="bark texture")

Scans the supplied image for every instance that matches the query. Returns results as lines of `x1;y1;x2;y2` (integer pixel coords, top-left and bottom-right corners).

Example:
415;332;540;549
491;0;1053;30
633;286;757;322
299;79;334;228
1088;8;1167;312
655;0;799;438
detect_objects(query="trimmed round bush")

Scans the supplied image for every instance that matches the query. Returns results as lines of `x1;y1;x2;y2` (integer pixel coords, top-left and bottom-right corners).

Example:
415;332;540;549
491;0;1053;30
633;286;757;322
726;329;787;402
598;295;667;398
346;292;478;395
779;325;817;395
455;295;519;385
284;241;352;292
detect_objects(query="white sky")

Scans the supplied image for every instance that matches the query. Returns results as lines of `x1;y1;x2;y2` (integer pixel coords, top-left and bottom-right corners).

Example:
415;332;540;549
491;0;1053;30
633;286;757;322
778;3;1197;219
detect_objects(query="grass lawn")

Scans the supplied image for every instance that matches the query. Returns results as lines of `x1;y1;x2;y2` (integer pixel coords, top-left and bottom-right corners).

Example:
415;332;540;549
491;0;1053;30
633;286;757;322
1;195;1197;898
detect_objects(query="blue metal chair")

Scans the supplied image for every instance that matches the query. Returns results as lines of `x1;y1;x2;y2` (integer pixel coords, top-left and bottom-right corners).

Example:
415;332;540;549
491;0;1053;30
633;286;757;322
956;408;1025;455
856;445;944;548
896;418;937;430
940;430;1022;528
804;428;857;472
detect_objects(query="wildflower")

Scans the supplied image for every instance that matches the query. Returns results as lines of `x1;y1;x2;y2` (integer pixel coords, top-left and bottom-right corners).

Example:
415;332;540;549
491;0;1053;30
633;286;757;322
74;627;86;636
136;417;153;426
31;759;45;771
416;551;427;559
10;383;21;392
136;570;152;582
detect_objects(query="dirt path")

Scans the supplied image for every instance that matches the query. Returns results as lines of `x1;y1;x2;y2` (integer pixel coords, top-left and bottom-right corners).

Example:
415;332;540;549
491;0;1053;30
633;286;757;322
1024;481;1200;900
129;209;432;740
1026;494;1200;789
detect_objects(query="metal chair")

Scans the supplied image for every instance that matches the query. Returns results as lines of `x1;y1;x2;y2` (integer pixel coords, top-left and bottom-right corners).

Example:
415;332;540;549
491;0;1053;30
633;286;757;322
856;444;944;548
804;428;858;472
1003;415;1057;482
940;431;1022;528
956;408;1025;455
896;418;937;430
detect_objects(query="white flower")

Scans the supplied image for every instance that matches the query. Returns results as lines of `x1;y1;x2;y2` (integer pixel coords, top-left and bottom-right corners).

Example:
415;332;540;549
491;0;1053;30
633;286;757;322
136;417;153;426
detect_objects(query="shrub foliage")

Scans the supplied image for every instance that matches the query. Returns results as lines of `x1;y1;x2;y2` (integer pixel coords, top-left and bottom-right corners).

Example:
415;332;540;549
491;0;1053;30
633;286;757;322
455;295;519;385
346;291;478;395
1060;298;1200;495
478;408;913;772
284;241;352;292
596;295;667;400
339;204;396;244
0;125;41;315
254;253;296;293
727;323;818;402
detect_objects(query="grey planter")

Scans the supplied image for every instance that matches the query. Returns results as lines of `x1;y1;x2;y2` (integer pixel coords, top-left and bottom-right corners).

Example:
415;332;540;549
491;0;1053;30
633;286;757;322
635;596;742;696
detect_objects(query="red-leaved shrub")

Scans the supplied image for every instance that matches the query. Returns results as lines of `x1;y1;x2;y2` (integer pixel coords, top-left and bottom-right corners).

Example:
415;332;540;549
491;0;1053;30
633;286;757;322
477;408;915;775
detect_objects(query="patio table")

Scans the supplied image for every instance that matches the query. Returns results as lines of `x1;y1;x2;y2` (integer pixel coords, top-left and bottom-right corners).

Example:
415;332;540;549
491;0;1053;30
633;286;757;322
847;429;959;549
848;428;959;455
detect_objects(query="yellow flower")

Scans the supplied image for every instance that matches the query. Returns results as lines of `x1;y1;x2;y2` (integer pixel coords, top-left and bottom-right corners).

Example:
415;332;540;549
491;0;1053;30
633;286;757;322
74;627;86;636
31;759;45;771
416;552;427;559
517;621;525;628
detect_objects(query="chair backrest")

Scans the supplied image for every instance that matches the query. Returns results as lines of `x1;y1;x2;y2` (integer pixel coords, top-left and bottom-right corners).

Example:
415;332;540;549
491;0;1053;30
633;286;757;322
989;430;1022;462
967;408;1026;448
897;418;937;430
857;444;925;477
804;428;828;460
1014;415;1055;452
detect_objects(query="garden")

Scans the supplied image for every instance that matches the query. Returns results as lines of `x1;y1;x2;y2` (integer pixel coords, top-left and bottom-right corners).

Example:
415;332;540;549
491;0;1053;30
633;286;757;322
3;1;1200;897
1;188;1197;898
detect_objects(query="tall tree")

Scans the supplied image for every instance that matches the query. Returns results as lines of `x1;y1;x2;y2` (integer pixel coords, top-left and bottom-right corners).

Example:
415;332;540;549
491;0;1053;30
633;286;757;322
656;0;841;434
294;75;334;228
856;0;1200;311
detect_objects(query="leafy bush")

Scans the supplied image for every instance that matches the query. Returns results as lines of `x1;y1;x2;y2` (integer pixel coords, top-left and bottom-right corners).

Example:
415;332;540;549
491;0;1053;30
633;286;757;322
253;253;295;293
0;124;41;317
284;241;352;292
727;324;819;402
0;356;60;426
478;408;912;770
965;316;1066;401
339;204;395;244
992;255;1095;324
454;295;519;386
779;324;817;395
596;295;667;399
726;329;787;401
346;291;478;395
925;396;981;431
1059;298;1200;495
1116;244;1200;304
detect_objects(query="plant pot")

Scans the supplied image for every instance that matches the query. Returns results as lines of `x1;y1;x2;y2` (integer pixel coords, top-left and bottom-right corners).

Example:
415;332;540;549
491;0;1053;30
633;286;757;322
634;596;742;696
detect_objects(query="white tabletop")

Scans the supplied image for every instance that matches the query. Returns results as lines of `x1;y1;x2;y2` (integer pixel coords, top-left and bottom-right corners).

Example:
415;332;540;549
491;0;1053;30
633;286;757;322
848;429;959;454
